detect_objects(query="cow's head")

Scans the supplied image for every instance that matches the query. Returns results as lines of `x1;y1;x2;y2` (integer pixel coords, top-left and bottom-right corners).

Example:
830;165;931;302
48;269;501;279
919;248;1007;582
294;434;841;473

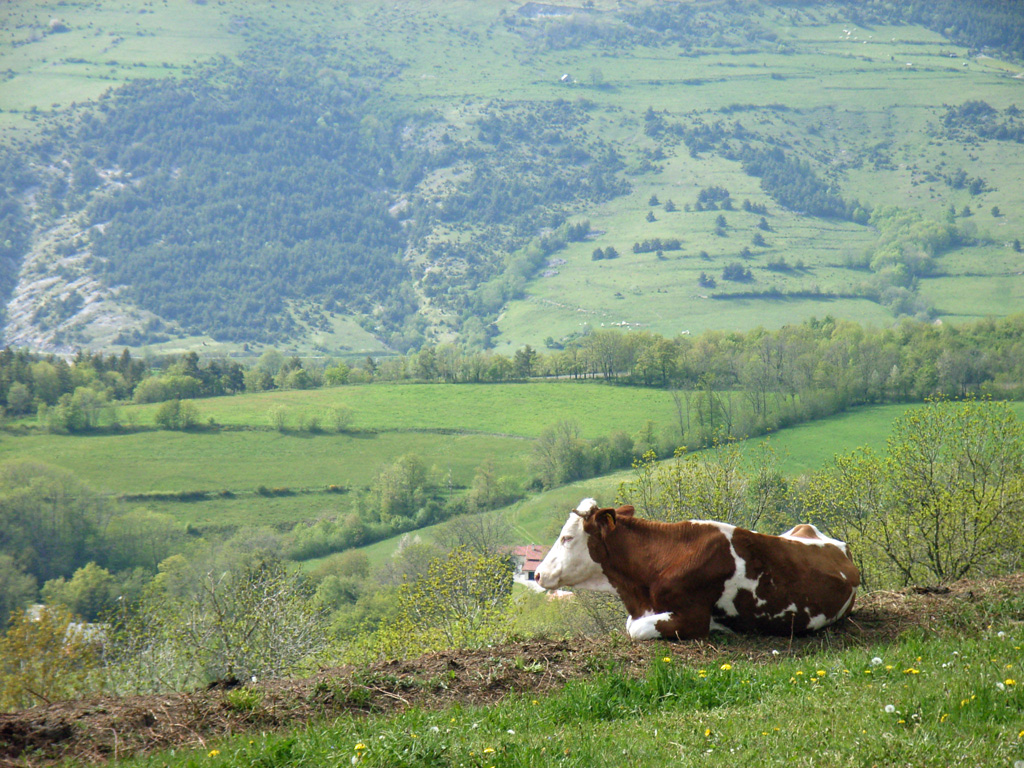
535;498;632;593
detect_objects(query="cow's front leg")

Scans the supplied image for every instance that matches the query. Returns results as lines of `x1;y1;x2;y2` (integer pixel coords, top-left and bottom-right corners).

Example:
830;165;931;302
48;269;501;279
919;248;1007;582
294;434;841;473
625;606;712;641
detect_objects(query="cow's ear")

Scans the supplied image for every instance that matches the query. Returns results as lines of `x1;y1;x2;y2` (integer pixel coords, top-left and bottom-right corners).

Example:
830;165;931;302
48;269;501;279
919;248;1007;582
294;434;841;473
595;507;617;534
615;505;635;519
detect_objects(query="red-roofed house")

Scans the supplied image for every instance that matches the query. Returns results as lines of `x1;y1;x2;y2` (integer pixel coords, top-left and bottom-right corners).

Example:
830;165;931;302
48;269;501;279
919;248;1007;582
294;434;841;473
511;545;550;582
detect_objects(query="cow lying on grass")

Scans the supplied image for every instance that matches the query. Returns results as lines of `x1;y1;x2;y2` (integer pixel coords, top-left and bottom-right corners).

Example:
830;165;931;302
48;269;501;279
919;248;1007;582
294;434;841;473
536;498;859;640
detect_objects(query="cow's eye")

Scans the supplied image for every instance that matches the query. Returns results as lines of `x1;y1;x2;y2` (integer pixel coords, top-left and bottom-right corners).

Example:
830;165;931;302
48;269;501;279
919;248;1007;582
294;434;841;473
561;535;573;545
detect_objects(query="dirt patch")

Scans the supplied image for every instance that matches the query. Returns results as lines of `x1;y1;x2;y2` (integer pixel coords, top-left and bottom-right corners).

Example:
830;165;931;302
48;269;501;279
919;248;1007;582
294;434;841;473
1;574;1020;767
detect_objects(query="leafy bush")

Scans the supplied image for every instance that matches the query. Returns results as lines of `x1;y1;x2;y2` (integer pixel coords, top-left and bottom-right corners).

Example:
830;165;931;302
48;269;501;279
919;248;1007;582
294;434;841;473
356;546;513;661
0;605;102;712
803;399;1024;588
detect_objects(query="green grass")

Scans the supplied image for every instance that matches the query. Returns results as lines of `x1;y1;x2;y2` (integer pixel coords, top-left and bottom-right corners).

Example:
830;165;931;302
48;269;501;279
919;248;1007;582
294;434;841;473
0;381;682;532
124;381;685;439
340;400;1024;570
105;606;1024;767
0;0;238;135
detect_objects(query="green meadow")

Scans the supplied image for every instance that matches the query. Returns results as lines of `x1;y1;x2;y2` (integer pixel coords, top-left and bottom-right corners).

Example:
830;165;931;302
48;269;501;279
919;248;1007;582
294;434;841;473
0;382;679;531
328;402;929;570
101;583;1024;768
124;381;684;438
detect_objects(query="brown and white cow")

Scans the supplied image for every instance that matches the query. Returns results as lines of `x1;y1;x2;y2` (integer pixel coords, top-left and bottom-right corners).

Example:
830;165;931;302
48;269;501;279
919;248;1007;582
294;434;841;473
535;498;859;640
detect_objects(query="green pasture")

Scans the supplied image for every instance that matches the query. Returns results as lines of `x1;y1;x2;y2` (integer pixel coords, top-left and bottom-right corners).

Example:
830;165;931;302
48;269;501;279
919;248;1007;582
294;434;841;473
0;426;529;494
106;590;1024;768
0;0;237;134
0;427;527;529
1;381;687;531
488;15;1024;349
343;403;927;569
125;381;683;439
344;398;1024;571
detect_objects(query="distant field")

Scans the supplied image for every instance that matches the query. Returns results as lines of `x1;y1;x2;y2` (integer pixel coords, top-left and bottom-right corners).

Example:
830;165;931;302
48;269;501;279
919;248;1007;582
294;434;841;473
1;381;684;531
344;399;1024;570
0;0;239;136
338;402;924;568
125;381;684;439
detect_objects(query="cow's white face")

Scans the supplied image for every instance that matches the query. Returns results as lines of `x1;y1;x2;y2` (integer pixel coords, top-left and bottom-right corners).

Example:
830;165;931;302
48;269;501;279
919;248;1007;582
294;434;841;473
535;499;616;593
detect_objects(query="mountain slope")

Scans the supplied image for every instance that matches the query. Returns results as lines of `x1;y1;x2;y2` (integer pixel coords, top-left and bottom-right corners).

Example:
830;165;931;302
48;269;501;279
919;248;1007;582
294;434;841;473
2;0;1024;355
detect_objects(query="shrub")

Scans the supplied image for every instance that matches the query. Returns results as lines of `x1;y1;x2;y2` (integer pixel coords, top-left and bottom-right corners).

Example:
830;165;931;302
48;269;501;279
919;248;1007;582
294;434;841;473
0;605;102;711
803;399;1024;588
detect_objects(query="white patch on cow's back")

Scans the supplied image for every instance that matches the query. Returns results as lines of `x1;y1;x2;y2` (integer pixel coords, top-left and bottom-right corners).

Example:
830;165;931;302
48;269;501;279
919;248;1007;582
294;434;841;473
626;611;673;640
695;520;765;616
779;524;849;554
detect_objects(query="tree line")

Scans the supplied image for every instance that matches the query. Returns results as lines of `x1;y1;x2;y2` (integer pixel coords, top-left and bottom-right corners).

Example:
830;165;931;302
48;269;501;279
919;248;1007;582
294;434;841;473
6;313;1024;436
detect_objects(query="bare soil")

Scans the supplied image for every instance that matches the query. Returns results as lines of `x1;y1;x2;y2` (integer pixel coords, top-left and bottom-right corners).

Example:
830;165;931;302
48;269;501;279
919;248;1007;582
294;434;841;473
1;573;1021;767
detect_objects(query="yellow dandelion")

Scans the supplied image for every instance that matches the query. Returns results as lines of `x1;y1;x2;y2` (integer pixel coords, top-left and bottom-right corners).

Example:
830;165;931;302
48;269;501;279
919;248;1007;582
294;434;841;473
208;750;220;758
903;668;920;675
1005;679;1016;686
885;665;894;671
795;670;804;676
940;714;949;722
720;663;732;671
355;744;367;751
816;670;826;677
662;656;672;663
483;748;496;754
705;728;712;737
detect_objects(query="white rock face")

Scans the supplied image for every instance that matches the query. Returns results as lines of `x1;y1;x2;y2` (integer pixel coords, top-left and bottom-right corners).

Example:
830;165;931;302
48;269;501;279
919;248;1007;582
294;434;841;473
4;172;164;353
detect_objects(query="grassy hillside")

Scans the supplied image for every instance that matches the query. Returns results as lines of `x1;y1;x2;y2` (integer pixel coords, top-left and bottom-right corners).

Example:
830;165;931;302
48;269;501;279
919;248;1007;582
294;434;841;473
3;1;1024;353
0;381;680;531
345;399;1024;570
4;574;1022;767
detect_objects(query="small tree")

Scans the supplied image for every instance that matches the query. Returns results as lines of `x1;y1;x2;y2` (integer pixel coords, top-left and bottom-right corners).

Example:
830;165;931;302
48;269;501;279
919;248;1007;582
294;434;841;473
0;605;102;711
804;399;1024;588
369;547;513;659
329;404;354;432
267;404;288;432
110;556;326;692
154;399;200;430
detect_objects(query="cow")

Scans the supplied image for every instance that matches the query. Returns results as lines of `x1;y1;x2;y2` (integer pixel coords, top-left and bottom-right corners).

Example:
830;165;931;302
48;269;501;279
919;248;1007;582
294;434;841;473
535;498;859;640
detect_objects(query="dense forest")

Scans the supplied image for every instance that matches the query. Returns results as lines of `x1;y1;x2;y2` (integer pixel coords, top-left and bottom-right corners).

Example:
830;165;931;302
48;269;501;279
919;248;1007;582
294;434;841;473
21;33;625;350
